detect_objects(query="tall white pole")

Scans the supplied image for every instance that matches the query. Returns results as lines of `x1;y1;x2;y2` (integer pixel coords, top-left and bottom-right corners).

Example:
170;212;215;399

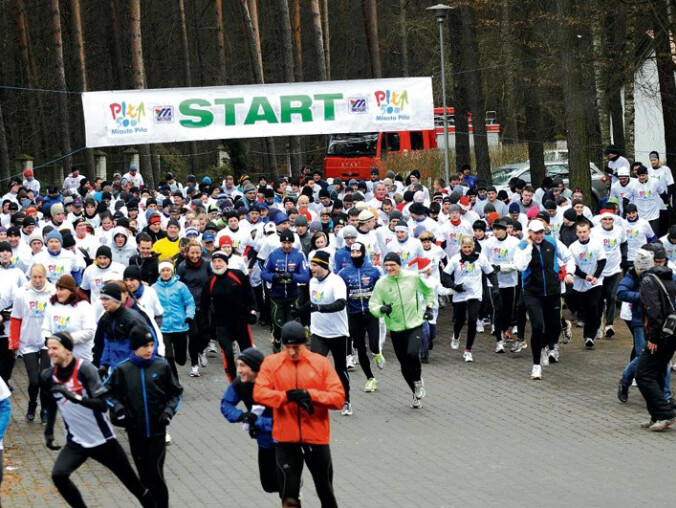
438;18;450;186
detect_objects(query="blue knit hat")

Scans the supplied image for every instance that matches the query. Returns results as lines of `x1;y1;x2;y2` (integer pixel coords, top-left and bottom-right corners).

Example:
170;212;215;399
46;230;63;244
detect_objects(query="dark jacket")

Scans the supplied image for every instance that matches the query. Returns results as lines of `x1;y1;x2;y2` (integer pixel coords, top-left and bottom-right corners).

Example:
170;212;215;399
128;252;159;285
261;247;310;300
640;266;676;344
559;224;578;248
517;236;562;297
94;306;149;368
220;378;273;449
616;268;643;329
177;258;211;310
106;353;183;437
201;269;256;328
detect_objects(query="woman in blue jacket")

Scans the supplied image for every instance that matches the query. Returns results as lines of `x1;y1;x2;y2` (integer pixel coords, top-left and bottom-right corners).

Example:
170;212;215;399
152;260;195;380
220;348;277;495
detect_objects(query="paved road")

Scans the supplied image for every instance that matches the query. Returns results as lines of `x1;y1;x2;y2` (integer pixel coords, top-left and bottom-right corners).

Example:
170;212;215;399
2;312;674;507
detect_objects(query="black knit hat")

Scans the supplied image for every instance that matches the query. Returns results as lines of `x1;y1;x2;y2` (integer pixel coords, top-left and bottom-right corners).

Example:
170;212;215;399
96;245;112;259
123;265;143;281
279;229;294;243
310;250;330;269
130;325;153;350
383;252;401;266
238;347;264;372
46;332;74;351
100;282;122;303
281;321;307;345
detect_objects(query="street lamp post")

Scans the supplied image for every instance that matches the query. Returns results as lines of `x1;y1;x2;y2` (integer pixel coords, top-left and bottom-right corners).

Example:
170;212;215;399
427;4;453;187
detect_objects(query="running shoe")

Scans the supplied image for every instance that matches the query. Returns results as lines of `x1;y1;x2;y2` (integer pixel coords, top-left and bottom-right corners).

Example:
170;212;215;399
26;402;37;422
562;320;573;344
502;330;512;342
585;338;595;350
604;325;615;338
451;336;460;350
364;378;378;393
510;340;528;353
640;419;655;428
346;355;356;371
463;350;473;363
411;394;422;409
632;379;637;387
530;365;542;380
207;340;218;354
40;408;48;425
166;432;172;445
414;379;426;399
617;380;629;403
540;347;549;367
649;419;673;432
198;352;208;368
352;347;359;364
495;340;505;354
476;319;485;333
577;319;585;328
341;402;353;416
190;365;200;377
512;325;518;335
548;345;559;364
595;328;602;340
373;353;386;370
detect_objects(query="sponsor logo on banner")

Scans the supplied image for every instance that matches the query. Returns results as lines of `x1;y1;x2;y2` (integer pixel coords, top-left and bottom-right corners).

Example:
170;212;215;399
348;97;368;114
109;101;148;135
374;90;410;122
153;106;174;123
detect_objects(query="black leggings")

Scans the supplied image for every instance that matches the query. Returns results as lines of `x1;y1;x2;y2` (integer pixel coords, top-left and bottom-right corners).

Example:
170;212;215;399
23;350;51;408
187;310;208;366
128;431;169;508
390;326;423;392
348;312;379;380
51;439;153;508
495;287;516;336
0;338;15;384
523;293;561;364
258;445;280;494
452;299;481;350
163;332;187;380
271;297;298;353
311;335;350;403
276;443;337;508
598;273;620;326
216;323;254;382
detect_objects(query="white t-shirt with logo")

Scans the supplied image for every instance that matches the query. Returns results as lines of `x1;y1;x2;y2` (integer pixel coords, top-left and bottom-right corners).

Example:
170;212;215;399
309;273;349;338
591;225;626;276
569;238;606;292
482;235;520;288
444;253;494;302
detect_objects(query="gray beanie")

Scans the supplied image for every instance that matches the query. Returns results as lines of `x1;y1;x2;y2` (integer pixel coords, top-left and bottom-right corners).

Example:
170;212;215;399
634;249;654;274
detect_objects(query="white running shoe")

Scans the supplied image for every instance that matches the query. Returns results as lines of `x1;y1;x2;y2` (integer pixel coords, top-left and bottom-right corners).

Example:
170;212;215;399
463;350;473;363
411;394;422;409
512;325;518;335
346;355;356;371
341;402;353;416
165;432;172;445
476;319;485;333
595;328;602;340
190;365;200;377
414;379;426;399
530;365;542;380
207;340;218;354
604;325;615;338
540;347;549;367
451;336;460;350
198;352;208;368
562;320;573;344
495;340;505;354
548;345;560;363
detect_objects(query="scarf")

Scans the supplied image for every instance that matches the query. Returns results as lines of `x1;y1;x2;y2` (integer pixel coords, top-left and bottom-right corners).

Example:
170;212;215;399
129;351;156;368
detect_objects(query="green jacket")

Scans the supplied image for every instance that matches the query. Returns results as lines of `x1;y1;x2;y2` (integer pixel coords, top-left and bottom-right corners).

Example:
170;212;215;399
369;271;434;332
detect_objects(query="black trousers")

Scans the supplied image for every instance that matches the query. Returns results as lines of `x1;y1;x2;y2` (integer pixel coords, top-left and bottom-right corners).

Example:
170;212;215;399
258;445;280;494
271;297;298;353
636;339;676;421
128;431;169;508
23;350;50;408
571;286;602;339
348;312;379;380
51;439;152;508
495;286;516;336
390;326;423;392
163;332;187;380
523;293;561;364
598;273;620;326
276;442;337;508
216;323;254;382
311;335;350;403
188;309;208;366
0;338;15;384
452;299;481;350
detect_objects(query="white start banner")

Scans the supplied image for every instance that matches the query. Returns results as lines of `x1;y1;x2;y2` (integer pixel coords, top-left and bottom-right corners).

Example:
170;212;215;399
81;77;434;148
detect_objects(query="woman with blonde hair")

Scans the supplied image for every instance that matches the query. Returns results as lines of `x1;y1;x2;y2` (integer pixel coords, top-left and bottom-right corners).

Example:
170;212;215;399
10;264;55;422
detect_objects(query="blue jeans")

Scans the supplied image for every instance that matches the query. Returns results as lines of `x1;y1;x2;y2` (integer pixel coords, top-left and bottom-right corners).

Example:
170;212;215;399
622;325;672;400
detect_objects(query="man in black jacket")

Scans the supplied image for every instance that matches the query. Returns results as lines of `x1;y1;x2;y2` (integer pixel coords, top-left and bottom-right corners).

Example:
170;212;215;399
635;248;676;431
106;325;183;508
127;233;159;285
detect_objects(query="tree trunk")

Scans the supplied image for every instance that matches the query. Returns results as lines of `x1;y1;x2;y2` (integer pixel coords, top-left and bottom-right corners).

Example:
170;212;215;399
14;0;42;159
653;0;676;171
109;0;126;89
609;90;625;151
448;9;470;171
0;99;9;181
592;6;610;150
69;0;95;180
177;0;197;172
399;0;409;77
361;0;382;78
239;0;277;173
623;3;635;161
557;0;592;206
129;0;153;188
214;0;228;84
276;0;302;174
321;0;331;80
500;0;519;144
248;0;264;79
310;0;327;81
459;5;491;183
289;0;303;81
51;0;71;180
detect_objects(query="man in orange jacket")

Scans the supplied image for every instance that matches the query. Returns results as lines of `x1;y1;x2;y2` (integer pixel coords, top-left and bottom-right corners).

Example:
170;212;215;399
254;321;345;508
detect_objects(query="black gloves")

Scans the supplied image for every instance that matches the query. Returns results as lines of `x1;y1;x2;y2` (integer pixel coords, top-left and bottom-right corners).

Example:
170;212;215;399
423;307;433;321
45;435;61;451
492;265;501;273
273;273;283;282
289;304;299;319
185;317;194;326
110;403;128;427
454;283;465;293
247;310;258;325
242;412;258;427
158;408;174;427
380;305;392;316
287;389;311;403
309;303;319;313
274;273;292;283
51;384;80;403
98;366;109;380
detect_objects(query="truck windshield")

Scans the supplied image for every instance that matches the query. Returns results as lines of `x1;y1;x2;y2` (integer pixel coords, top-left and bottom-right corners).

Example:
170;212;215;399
326;133;378;157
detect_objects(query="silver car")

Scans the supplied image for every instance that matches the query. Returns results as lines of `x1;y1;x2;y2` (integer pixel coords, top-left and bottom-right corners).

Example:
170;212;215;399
492;161;609;208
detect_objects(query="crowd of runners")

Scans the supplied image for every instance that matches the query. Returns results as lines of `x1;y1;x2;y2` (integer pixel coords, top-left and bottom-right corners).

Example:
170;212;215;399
0;144;674;507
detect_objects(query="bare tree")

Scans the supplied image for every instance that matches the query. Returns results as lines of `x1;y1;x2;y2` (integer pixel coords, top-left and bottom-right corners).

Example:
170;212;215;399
310;0;327;81
51;0;72;180
178;0;198;171
592;6;610;149
289;0;303;81
214;0;228;84
321;0;331;79
623;4;635;161
361;0;382;78
248;0;264;79
448;8;470;171
399;0;409;77
652;0;676;170
0;99;9;180
109;0;126;89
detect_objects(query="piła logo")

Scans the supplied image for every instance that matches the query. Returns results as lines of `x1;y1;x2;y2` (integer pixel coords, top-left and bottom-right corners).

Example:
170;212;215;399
374;90;409;119
109;102;148;135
